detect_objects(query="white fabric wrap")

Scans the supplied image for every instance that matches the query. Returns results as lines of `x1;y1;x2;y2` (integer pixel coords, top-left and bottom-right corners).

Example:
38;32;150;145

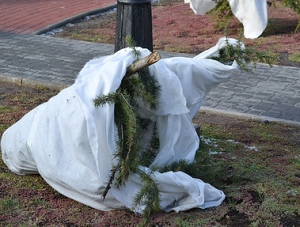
184;0;217;15
185;0;268;39
1;39;240;213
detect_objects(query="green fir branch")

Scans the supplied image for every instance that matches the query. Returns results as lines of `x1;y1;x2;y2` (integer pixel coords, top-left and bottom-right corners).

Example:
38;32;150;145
93;92;118;107
136;67;160;110
102;163;120;201
139;122;160;167
209;31;277;71
94;38;161;220
113;92;141;186
124;75;159;110
280;0;300;32
126;36;141;59
133;170;160;220
207;0;233;30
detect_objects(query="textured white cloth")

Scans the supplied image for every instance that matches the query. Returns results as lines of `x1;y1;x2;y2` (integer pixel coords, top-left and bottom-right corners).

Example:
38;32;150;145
1;38;240;213
185;0;268;38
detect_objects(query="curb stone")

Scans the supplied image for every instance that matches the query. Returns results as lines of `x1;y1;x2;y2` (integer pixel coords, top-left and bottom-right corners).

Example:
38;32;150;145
0;5;299;127
32;4;117;35
199;107;300;128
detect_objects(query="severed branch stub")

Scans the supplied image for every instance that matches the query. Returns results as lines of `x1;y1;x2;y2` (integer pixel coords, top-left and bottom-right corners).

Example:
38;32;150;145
125;51;161;77
101;51;161;202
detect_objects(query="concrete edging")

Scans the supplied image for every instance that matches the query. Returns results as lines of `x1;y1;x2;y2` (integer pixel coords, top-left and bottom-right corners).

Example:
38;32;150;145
2;72;300;128
199;107;300;128
2;7;300;129
31;4;117;35
0;74;67;90
0;74;23;86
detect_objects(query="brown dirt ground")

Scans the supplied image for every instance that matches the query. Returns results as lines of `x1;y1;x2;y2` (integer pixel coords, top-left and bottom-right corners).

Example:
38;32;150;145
54;0;300;67
1;82;300;227
0;83;33;104
1;1;300;226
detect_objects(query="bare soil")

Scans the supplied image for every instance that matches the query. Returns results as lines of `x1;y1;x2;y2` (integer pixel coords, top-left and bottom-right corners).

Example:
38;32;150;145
1;81;300;226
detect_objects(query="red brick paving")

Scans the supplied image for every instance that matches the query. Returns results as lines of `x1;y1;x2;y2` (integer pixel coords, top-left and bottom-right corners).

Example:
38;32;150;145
0;0;116;34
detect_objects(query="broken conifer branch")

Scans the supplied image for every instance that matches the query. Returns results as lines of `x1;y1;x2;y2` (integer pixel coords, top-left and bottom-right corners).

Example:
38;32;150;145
125;51;161;77
94;48;161;219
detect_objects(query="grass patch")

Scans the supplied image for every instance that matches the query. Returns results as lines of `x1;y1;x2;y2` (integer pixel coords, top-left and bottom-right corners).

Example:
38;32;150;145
289;53;300;62
53;0;300;67
1;86;300;226
0;198;20;214
164;45;192;53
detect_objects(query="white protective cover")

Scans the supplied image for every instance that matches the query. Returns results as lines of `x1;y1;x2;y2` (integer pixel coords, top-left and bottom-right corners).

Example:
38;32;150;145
1;38;240;213
185;0;268;39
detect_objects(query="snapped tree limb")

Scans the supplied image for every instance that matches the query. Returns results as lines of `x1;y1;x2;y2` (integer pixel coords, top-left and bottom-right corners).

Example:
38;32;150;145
125;51;161;77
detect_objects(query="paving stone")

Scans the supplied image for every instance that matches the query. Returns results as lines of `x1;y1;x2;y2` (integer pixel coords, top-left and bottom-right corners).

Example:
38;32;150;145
260;111;282;118
252;104;273;112
280;114;296;121
247;109;263;115
1;31;300;124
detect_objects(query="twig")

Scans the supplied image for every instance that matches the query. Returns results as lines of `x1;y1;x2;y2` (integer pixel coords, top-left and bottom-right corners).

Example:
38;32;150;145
125;52;161;77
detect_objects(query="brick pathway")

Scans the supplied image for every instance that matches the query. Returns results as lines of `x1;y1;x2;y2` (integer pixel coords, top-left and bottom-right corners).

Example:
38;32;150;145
1;31;300;125
0;0;116;34
0;0;299;126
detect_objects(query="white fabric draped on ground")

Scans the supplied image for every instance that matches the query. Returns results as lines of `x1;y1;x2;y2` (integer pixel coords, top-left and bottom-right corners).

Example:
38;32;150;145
184;0;268;39
1;38;240;213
